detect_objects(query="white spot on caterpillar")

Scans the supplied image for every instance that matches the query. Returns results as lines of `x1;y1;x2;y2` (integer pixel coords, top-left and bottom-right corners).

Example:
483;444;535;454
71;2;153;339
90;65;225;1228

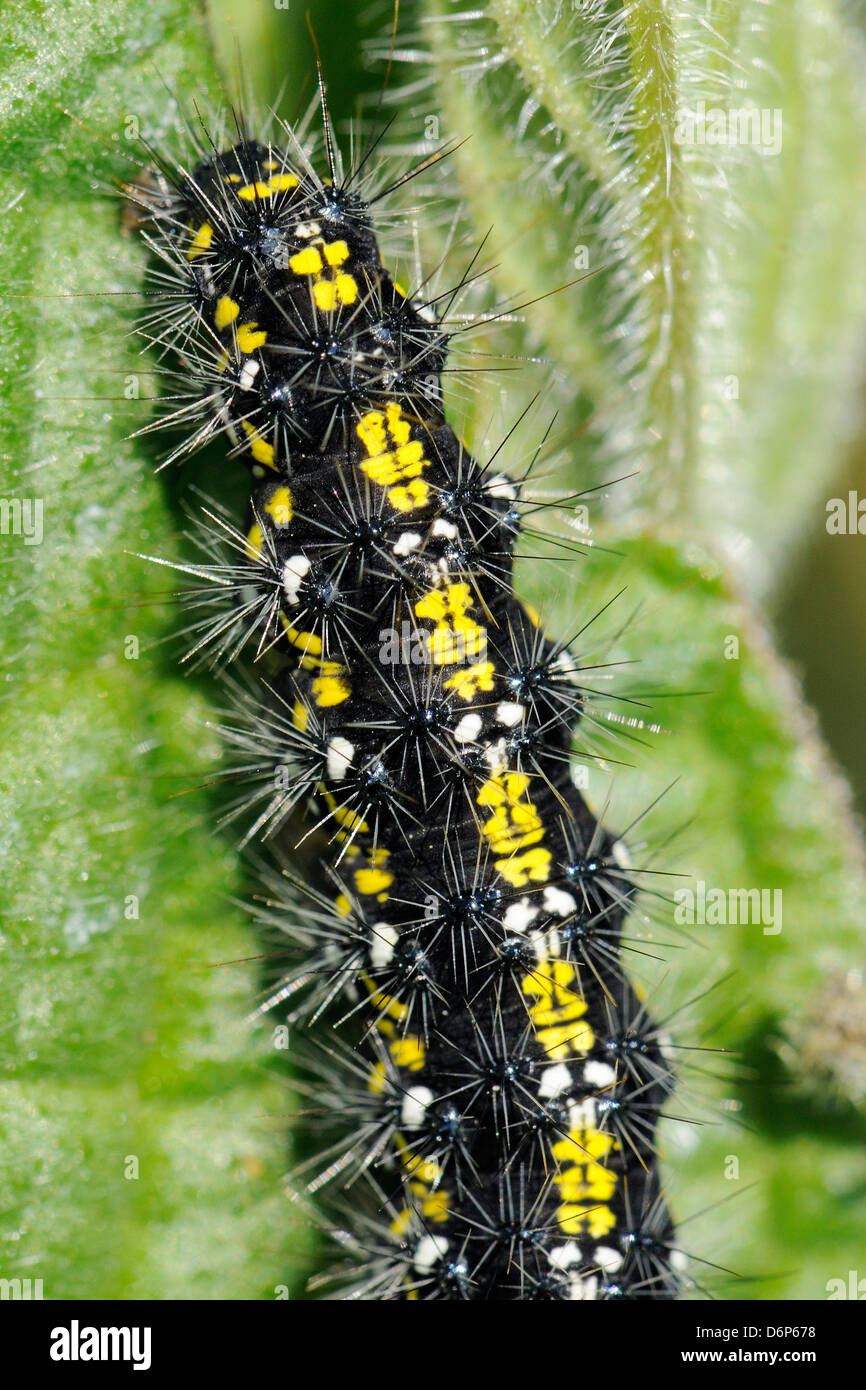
326;736;355;781
414;1234;449;1271
487;472;517;501
553;650;579;682
294;220;321;238
528;928;548;962
282;554;310;605
568;1095;598;1129
539;1063;572;1098
527;923;561;961
549;1242;582;1270
594;1245;623;1273
568;1275;598;1301
370;922;398;969
454;713;482;744
239;358;260;389
584;1060;616;1089
495;701;525;727
401;1086;433;1129
547;1251;599;1299
543;885;577;918
569;760;589;789
393;531;421;557
611;838;631;871
671;1249;689;1273
539;927;561;960
431;517;458;540
503;898;539;933
483;738;508;773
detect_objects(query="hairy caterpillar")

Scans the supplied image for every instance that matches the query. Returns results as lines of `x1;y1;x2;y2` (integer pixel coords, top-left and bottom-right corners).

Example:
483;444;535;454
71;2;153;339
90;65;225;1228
128;83;686;1301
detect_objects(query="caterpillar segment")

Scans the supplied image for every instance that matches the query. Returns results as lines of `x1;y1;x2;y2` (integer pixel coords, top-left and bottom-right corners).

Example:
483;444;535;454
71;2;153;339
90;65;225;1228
138;130;680;1300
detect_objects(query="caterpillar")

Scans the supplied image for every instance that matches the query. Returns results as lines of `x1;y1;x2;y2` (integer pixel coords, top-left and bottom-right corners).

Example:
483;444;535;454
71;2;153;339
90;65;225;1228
127;83;685;1300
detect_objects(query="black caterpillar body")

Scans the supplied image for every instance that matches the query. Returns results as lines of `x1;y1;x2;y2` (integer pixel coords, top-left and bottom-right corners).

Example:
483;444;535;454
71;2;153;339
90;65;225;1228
132;124;681;1300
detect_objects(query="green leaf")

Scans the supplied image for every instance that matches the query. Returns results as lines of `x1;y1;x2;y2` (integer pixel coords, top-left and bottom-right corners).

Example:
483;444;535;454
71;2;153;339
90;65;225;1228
0;0;314;1300
420;0;866;1297
425;0;866;588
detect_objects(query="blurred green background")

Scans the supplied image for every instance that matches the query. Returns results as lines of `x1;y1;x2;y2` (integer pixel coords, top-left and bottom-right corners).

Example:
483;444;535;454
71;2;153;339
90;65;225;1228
2;0;866;1301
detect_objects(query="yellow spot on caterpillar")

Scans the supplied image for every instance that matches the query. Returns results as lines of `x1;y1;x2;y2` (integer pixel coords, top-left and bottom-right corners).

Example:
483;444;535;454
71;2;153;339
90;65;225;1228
237;322;267;353
495;846;552;888
362;976;409;1025
264;485;293;526
414;1185;450;1223
280;618;323;658
477;769;545;855
322;791;366;831
394;281;407;297
356;403;433;513
186;221;213;259
290;246;323;276
334;893;351;917
444;661;496;702
323;240;349;267
558;1202;618;1239
389;1207;414;1237
552;1126;619;1238
290;240;357;309
354;849;393;896
311;674;351;706
313;275;358;311
390;1184;451;1236
355;867;393;895
389;478;430;511
389;1036;426;1071
244;522;264;561
358;400;410;453
522;601;541;626
332;803;369;834
415;582;485;665
395;1137;442;1187
391;1133;453;1231
523;959;594;1060
303;657;345;675
363;442;424;488
240;420;276;468
237;173;298;201
292;699;308;731
214;296;240;329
